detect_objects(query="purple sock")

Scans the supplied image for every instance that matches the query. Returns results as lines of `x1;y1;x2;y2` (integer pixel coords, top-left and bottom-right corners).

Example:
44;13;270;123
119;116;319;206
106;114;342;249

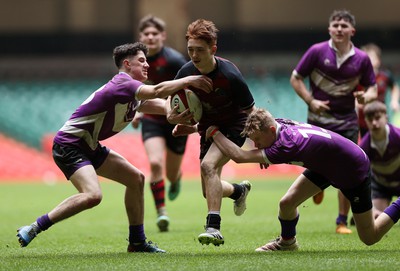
279;215;299;239
36;214;54;231
336;214;348;225
384;198;400;224
129;225;146;245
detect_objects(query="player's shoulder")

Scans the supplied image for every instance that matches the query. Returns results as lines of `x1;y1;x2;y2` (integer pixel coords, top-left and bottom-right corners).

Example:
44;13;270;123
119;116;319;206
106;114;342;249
215;56;242;76
308;40;330;52
389;123;400;137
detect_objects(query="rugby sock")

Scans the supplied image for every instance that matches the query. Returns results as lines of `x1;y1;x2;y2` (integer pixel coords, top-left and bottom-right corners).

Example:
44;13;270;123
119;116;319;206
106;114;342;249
229;183;242;200
206;213;221;230
279;214;299;240
336;214;348;225
150;179;165;210
383;198;400;224
36;214;54;231
129;225;146;245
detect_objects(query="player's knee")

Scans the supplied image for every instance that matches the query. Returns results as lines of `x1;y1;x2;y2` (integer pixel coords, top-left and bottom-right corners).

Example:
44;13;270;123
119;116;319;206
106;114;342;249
279;196;295;211
134;171;145;188
200;161;216;177
360;236;377;246
85;192;103;208
149;159;163;173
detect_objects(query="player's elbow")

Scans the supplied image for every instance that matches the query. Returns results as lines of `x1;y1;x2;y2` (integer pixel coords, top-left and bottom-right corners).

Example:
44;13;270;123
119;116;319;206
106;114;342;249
231;155;247;164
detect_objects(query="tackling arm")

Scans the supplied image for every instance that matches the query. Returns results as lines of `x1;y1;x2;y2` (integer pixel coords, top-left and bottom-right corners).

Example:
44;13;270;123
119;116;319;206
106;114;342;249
136;75;212;100
208;128;265;164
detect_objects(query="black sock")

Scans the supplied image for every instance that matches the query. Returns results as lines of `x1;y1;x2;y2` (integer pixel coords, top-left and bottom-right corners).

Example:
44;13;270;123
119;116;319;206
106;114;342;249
229;183;242;200
206;213;221;230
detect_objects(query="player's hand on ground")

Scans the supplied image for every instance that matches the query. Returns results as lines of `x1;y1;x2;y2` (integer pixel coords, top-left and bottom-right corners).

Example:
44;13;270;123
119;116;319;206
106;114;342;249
259;163;270;170
186;75;213;93
167;105;194;124
309;99;330;115
172;124;197;137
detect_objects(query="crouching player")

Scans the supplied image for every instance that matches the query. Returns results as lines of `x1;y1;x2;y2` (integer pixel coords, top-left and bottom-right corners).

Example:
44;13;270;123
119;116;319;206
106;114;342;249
206;107;400;251
360;101;400;218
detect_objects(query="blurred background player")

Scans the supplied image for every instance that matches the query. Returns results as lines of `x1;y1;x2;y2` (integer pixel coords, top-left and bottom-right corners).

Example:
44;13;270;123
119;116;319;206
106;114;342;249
206;107;400;252
290;9;377;234
360;101;400;218
172;19;255;246
16;42;212;252
357;43;400;137
131;15;188;232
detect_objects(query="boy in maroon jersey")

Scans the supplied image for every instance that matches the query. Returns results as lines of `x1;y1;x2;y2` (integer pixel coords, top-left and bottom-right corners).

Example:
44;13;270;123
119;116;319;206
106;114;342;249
173;19;255;246
357;43;400;137
131;15;188;232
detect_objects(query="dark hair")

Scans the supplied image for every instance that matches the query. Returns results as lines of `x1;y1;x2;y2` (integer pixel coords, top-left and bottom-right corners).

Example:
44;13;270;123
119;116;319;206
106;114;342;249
363;100;387;118
329;9;356;27
186;19;218;46
113;42;148;68
138;15;166;32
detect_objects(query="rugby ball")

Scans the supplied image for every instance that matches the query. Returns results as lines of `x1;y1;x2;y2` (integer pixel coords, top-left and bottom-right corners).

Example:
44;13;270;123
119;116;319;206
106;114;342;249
171;88;203;124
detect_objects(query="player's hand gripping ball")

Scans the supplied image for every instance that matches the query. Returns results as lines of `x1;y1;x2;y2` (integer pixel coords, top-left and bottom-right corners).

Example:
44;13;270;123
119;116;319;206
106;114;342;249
171;88;203;124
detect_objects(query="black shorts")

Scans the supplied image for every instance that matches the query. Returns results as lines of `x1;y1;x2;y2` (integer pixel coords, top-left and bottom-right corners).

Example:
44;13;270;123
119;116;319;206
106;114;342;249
303;169;373;213
141;118;187;155
200;127;246;160
52;142;110;180
371;177;400;201
335;128;359;144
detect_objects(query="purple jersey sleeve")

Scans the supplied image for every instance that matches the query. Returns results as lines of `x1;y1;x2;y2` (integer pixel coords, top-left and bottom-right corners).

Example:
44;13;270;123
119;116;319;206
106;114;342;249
54;73;143;151
263;119;370;189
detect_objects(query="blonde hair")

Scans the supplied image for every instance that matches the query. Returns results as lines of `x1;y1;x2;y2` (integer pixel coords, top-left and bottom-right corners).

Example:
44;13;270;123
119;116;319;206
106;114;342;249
241;108;275;137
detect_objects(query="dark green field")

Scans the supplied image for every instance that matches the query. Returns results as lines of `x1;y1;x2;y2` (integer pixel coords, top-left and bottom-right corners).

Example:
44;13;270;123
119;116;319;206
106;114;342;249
1;178;399;271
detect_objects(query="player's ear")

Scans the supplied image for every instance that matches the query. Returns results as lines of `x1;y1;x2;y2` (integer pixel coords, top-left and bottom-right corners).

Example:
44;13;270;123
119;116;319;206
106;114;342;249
211;45;217;55
161;31;167;41
270;125;276;134
123;58;130;68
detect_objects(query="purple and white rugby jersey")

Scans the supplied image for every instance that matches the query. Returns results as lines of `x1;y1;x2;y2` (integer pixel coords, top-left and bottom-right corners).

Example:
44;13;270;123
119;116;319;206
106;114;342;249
262;119;370;189
54;72;143;151
293;40;376;132
360;124;400;189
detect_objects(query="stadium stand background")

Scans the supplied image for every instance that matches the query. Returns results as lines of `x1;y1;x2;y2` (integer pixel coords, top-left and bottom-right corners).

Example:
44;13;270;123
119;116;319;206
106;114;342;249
0;0;399;180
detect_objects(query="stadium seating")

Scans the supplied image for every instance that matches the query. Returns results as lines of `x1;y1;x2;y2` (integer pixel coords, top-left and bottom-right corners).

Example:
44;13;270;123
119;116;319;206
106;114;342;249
0;75;347;181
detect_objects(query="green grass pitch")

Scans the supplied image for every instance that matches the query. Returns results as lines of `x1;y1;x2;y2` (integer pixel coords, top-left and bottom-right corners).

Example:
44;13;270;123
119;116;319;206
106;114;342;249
1;178;399;271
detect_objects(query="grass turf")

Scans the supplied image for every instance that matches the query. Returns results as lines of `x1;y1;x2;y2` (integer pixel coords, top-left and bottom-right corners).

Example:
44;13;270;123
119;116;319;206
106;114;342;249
1;178;399;271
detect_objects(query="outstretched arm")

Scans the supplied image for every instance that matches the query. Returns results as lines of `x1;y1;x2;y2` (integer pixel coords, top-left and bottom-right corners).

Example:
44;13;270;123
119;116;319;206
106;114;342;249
206;126;266;164
137;75;212;100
